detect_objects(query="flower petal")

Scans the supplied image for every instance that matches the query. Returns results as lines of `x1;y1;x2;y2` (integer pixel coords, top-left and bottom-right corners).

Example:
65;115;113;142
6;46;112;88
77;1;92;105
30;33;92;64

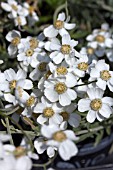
66;89;77;100
57;12;65;21
44;25;58;38
64;23;76;30
78;99;91;112
102;97;113;106
37;115;47;124
59;92;71;106
86;110;96;123
59;139;78;160
99;103;112;118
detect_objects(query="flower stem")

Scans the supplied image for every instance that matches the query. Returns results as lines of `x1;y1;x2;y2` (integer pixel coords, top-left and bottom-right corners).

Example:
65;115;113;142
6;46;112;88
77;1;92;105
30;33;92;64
75;80;97;87
5;117;14;145
33;152;58;169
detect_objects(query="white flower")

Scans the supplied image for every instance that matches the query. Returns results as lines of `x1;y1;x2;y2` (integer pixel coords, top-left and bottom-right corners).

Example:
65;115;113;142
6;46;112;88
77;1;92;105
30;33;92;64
1;0;28;19
23;2;39;26
29;54;50;81
14;16;27;26
59;103;81;128
44;77;77;106
34;137;56;158
2;143;32;170
6;30;21;57
1;0;19;18
0;68;33;105
49;62;78;85
89;59;113;91
41;124;78;160
15;90;39;117
86;27;113;48
34;96;63;125
45;34;79;64
44;12;76;38
17;36;44;67
78;88;113;123
72;52;89;78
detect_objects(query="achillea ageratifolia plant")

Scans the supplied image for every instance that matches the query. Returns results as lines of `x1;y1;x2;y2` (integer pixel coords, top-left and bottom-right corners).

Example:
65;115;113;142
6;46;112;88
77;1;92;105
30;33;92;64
0;0;113;170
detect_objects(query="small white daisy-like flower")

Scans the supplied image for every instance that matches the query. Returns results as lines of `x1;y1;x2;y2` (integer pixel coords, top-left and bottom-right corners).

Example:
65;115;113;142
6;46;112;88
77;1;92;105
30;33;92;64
2;143;33;170
1;0;19;18
89;59;113;91
6;30;21;57
72;52;89;78
49;62;78;85
86;27;113;48
41;124;78;160
17;40;39;66
1;0;28;19
15;90;39;117
45;34;79;64
29;54;50;81
80;46;105;64
44;77;77;106
44;12;76;38
78;88;113;123
23;2;39;26
59;103;81;128
14;16;27;26
17;36;44;67
34;137;56;158
0;68;33;105
34;96;63;125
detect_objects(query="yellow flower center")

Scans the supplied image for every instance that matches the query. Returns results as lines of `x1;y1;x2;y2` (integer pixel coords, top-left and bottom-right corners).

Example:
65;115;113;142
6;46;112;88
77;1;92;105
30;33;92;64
13;147;26;158
43;107;54;117
29;38;38;49
61;44;71;54
26;49;34;57
54;20;64;29
54;82;67;94
53;131;67;142
60;111;69;121
29;6;35;15
78;62;88;71
11;4;18;11
17;86;23;98
11;37;20;46
17;17;22;25
90;99;102;111
9;80;17;90
100;70;111;81
56;66;67;75
87;47;94;55
95;35;105;43
26;96;35;107
38;62;47;72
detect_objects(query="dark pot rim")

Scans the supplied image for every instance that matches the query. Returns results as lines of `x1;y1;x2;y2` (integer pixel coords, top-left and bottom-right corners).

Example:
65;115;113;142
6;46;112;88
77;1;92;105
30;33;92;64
77;133;113;156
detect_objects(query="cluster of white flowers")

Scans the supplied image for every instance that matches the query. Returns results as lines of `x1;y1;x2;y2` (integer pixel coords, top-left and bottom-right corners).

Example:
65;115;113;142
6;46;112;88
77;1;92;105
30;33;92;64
1;0;39;26
0;9;113;170
84;23;113;62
